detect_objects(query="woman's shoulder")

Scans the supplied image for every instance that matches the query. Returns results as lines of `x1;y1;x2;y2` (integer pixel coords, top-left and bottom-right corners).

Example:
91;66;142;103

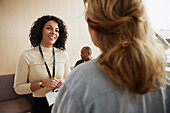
18;47;39;58
63;60;119;104
55;48;69;57
65;59;102;85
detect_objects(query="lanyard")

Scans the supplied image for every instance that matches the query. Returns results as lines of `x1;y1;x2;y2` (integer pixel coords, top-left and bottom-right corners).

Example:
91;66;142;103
39;45;55;78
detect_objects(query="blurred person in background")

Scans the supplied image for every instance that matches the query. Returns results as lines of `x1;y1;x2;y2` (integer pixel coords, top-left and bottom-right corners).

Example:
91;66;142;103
74;46;92;67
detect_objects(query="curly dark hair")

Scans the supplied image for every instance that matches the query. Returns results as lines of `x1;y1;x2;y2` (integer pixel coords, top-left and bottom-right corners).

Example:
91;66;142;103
29;15;68;50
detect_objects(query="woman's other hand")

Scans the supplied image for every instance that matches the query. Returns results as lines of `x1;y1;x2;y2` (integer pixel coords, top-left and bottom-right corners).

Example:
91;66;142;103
42;78;63;89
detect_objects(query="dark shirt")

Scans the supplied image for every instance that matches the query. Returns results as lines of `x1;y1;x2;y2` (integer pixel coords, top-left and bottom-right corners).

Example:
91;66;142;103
74;60;84;67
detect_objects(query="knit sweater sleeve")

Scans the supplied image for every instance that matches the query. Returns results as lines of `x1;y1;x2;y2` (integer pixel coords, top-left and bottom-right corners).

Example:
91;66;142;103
63;51;71;79
14;51;32;95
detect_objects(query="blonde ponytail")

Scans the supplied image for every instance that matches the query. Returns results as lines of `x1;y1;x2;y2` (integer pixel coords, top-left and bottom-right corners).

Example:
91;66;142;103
85;0;168;95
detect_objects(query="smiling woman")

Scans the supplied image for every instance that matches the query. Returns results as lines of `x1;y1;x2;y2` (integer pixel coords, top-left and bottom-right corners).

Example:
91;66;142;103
13;15;71;113
41;20;59;48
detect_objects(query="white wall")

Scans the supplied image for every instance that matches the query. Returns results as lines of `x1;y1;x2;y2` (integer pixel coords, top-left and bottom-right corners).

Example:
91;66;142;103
144;0;170;30
0;0;100;74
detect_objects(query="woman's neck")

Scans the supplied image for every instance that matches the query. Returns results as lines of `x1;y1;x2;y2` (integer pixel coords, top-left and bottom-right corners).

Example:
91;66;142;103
40;43;53;48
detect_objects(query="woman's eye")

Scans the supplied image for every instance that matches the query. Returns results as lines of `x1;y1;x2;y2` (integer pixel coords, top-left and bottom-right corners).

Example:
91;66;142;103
47;27;51;30
55;30;59;32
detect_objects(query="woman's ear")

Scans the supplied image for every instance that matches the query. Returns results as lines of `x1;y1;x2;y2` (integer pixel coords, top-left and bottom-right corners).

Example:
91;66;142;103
88;25;99;47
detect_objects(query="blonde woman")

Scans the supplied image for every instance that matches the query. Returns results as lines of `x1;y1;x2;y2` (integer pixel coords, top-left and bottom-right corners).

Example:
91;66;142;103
52;0;169;113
